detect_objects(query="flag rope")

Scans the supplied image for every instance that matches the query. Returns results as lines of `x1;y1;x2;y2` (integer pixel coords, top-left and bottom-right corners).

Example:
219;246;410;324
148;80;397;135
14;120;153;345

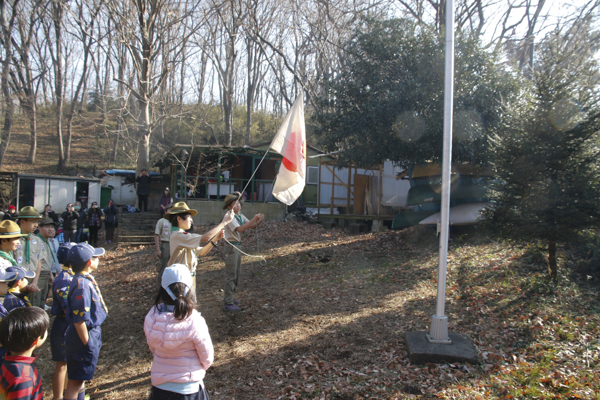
222;236;267;266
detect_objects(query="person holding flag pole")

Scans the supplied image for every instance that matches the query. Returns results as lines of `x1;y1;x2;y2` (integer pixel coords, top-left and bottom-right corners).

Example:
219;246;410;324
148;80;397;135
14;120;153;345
218;92;306;312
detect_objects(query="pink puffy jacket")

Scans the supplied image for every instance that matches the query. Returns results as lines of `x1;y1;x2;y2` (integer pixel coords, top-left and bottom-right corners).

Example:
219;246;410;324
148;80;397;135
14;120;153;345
144;306;214;387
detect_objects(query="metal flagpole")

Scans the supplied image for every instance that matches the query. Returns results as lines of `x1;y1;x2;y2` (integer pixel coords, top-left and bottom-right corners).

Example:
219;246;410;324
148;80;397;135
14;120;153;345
427;0;454;344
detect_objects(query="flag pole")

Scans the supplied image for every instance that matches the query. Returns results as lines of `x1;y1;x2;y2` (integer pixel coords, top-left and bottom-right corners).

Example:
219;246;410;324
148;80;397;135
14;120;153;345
427;0;454;344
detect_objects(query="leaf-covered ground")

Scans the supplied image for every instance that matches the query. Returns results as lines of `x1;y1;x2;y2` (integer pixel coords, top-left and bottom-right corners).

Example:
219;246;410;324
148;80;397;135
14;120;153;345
36;221;600;399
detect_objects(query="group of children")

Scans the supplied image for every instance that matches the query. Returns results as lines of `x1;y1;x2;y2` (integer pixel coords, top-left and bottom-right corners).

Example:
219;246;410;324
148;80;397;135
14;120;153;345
0;239;105;399
0;192;264;400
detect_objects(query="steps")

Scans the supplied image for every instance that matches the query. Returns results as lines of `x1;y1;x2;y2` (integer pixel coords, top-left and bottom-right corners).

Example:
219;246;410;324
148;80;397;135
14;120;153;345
118;212;160;246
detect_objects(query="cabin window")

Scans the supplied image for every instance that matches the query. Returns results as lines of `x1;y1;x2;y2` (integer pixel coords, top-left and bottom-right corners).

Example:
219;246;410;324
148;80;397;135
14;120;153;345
307;166;318;185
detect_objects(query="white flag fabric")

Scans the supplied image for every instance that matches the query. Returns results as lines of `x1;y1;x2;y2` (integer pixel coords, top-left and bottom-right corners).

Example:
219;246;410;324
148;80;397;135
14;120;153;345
270;93;306;205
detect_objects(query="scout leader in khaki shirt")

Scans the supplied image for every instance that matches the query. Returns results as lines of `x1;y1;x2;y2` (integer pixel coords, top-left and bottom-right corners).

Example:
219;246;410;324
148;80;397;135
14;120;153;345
166;202;234;289
13;206;44;293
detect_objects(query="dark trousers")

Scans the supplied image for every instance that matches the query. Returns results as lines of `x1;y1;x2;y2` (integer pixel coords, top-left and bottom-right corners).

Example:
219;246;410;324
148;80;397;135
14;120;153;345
63;229;76;243
89;226;100;246
150;386;209;400
138;194;149;212
105;224;116;241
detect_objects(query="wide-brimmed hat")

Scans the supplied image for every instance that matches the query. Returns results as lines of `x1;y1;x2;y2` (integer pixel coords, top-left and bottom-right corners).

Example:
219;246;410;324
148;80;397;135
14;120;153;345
223;191;242;210
164;202;197;217
38;217;58;228
0;220;27;239
18;206;41;219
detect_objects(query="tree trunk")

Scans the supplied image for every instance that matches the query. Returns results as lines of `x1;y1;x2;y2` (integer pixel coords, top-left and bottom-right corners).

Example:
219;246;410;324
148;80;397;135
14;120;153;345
0;39;13;169
24;99;36;163
137;98;151;171
548;238;557;281
53;0;66;168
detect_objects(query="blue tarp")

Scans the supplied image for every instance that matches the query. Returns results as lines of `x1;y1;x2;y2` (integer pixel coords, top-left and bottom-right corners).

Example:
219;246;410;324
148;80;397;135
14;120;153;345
105;170;160;176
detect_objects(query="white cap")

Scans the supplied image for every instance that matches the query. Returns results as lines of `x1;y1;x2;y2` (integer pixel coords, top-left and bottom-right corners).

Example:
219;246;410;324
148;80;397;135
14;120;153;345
161;264;193;300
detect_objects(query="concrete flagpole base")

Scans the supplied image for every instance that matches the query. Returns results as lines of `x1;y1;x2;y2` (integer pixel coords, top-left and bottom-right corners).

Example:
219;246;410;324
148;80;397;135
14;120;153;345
404;331;480;365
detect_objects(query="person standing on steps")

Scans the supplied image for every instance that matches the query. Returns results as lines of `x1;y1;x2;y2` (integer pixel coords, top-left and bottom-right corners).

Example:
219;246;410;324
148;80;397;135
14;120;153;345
103;200;119;244
87;202;102;247
159;188;172;216
61;203;79;243
136;169;152;213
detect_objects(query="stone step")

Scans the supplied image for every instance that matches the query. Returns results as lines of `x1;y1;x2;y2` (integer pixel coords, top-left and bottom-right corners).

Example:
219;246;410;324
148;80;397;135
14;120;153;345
120;241;154;247
119;236;152;242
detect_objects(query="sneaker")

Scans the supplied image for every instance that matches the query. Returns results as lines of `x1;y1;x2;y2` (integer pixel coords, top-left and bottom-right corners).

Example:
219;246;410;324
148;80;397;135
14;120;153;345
224;304;241;312
233;299;239;305
108;240;112;244
104;241;107;244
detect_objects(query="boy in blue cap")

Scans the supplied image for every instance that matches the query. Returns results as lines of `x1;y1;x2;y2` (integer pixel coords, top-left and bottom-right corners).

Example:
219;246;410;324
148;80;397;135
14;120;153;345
0;267;17;320
64;243;106;400
3;266;36;312
50;242;75;400
0;266;21;361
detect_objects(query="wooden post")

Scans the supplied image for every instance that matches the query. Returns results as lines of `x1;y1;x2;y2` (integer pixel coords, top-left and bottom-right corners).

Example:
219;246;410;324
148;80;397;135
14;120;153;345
318;158;321;217
330;162;335;216
346;166;351;215
378;164;383;216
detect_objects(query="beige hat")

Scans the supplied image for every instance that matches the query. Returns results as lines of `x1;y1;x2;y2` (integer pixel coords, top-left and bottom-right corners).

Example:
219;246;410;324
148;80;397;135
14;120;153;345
223;192;242;210
18;206;41;219
163;202;197;217
0;220;27;239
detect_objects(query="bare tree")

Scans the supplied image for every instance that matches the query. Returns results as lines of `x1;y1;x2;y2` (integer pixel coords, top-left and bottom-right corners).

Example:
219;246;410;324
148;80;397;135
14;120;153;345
0;0;19;168
107;0;205;172
9;0;45;163
63;0;104;164
203;0;246;146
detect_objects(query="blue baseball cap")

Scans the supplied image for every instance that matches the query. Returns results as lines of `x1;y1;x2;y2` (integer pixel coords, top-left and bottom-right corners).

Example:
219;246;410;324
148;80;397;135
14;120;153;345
0;267;18;282
57;242;76;265
5;266;35;287
68;243;105;265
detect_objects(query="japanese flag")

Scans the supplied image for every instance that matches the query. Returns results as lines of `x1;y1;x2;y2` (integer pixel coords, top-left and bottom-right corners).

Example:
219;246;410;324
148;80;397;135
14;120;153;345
270;93;306;205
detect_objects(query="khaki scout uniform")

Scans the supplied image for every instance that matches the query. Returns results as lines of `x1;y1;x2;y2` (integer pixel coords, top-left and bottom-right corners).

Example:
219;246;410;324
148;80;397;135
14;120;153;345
154;217;172;285
223;213;249;306
168;229;205;291
15;235;47;307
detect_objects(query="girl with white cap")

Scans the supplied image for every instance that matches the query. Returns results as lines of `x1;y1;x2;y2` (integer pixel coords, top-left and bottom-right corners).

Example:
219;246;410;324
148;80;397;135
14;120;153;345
144;264;214;400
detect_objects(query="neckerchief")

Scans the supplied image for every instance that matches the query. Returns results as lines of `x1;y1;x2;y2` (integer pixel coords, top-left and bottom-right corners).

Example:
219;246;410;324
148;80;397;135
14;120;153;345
36;233;57;264
84;273;108;314
0;250;17;265
235;213;244;226
172;226;180;232
7;287;31;307
24;234;31;264
61;265;74;276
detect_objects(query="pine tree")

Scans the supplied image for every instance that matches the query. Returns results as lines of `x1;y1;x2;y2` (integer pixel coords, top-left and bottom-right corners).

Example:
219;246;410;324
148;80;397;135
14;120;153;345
484;16;600;281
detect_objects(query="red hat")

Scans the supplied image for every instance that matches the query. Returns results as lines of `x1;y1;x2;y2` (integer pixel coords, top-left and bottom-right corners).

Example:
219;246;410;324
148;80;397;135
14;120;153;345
8;205;15;211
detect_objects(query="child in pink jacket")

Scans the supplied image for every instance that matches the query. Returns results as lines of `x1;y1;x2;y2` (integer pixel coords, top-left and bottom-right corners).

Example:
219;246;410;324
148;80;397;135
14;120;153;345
144;264;214;400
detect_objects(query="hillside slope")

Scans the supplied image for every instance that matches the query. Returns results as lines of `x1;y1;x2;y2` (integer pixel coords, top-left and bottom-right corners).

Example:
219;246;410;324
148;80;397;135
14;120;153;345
1;111;134;175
